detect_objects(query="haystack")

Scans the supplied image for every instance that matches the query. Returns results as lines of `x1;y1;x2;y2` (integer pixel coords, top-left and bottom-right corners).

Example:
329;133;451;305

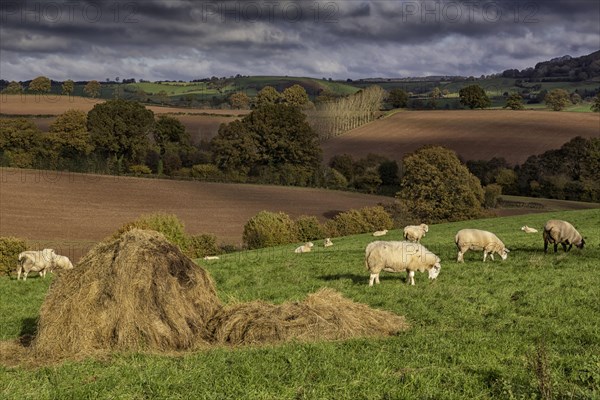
207;288;409;345
32;229;222;359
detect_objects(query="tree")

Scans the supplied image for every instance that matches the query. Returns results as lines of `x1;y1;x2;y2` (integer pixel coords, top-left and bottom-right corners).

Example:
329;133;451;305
87;99;154;166
387;88;409;108
459;85;491;109
255;86;280;107
2;81;23;94
229;92;250;109
0;118;43;167
504;92;525;110
47;110;93;167
590;93;600;112
83;80;101;98
153;115;190;156
545;89;571;111
211;120;257;176
282;84;309;108
396;146;484;222
61;80;75;96
28;76;51;93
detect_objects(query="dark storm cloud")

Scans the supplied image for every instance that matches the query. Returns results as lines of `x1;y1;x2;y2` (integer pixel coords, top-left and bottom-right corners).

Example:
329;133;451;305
0;0;598;81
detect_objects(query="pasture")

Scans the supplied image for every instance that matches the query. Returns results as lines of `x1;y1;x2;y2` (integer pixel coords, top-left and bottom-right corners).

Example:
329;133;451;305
0;209;598;399
321;109;600;165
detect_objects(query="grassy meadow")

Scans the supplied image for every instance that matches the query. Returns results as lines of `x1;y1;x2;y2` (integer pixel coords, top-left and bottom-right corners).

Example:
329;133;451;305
1;209;599;399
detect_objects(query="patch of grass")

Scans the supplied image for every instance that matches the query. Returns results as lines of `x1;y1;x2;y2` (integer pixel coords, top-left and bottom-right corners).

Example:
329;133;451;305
1;209;599;399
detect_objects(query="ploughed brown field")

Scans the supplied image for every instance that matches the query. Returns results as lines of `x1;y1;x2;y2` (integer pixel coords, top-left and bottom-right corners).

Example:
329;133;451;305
0;168;392;261
0;95;247;142
321;110;600;165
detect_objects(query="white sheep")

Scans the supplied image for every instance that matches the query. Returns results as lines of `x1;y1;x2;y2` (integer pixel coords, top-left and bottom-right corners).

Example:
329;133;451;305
365;241;441;286
521;225;538;233
403;224;429;242
203;255;220;260
294;242;314;253
543;219;585;253
17;249;57;280
323;238;333;247
50;254;74;273
455;229;510;262
372;230;388;237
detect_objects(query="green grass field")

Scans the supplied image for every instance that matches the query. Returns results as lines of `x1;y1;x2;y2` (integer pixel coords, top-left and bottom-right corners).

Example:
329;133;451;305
1;209;599;399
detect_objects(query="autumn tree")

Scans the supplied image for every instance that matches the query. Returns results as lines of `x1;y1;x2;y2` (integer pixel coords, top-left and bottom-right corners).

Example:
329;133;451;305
396;146;484;222
0;119;43;167
87;99;154;167
47;109;93;167
459;84;491;109
61;80;75;96
28;76;51;94
229;91;250;109
282;84;310;108
504;92;525;110
2;81;23;94
83;80;101;98
255;86;281;107
545;89;571;111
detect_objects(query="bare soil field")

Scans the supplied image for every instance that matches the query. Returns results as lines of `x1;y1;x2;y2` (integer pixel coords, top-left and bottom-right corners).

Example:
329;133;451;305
0;168;392;261
321;110;600;165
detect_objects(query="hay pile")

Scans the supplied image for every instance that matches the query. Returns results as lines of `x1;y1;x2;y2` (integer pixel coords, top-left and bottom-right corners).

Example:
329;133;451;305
4;228;409;365
32;229;222;359
208;288;409;345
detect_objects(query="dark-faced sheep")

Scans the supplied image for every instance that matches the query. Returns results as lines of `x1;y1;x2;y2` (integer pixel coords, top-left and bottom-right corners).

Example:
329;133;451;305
543;220;585;253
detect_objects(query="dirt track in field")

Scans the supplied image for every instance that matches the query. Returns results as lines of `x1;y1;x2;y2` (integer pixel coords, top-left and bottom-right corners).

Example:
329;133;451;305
0;168;392;261
321;110;600;165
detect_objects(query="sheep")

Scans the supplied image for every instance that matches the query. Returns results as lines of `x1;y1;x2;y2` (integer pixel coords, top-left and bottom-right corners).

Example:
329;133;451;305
365;241;441;286
294;242;314;253
323;238;333;247
203;255;220;260
17;249;57;280
543;219;585;253
521;225;538;233
455;229;510;263
403;224;429;243
50;254;74;273
372;230;388;237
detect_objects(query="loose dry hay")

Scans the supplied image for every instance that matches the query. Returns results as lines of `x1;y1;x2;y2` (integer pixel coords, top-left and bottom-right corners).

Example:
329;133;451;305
208;288;409;345
1;229;409;366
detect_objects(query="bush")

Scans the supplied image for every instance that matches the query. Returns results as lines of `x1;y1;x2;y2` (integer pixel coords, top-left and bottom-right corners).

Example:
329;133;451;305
327;206;394;237
187;234;221;259
191;164;223;181
113;213;189;251
0;236;27;276
294;216;325;242
358;206;394;231
129;164;152;176
243;211;298;249
484;184;503;208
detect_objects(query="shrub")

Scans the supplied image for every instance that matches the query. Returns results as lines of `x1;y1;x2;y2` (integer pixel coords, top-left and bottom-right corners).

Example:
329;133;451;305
294;216;325;242
187;234;221;259
243;211;298;249
484;184;503;208
330;209;370;237
129;164;152;176
113;213;189;251
0;236;27;276
191;164;223;181
358;206;394;231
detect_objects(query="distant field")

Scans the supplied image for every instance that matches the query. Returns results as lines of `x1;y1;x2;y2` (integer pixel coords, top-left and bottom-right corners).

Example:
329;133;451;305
321;109;600;165
0;168;393;260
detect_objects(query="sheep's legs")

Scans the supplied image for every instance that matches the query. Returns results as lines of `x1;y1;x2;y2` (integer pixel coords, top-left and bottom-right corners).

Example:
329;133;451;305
457;251;464;262
407;271;415;285
369;273;380;286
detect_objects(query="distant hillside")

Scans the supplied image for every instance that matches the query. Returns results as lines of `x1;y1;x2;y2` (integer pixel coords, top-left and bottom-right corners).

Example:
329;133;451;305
501;50;600;80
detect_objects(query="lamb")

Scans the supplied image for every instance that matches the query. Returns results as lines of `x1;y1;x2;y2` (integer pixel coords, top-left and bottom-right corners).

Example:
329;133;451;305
294;242;314;253
543;219;585;253
372;230;388;237
203;255;220;260
365;241;441;286
17;249;57;280
403;224;429;243
455;229;510;262
323;238;333;247
521;225;538;233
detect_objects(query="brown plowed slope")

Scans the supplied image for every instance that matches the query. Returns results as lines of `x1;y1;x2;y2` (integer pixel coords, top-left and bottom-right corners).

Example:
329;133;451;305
321;110;600;165
0;168;392;260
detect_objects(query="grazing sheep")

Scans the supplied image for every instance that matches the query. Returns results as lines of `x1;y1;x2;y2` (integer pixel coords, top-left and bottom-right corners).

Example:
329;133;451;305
294;242;314;253
17;249;57;280
365;241;441;286
403;224;429;243
372;230;388;237
323;238;333;247
455;229;510;262
203;255;220;260
543;220;585;253
50;255;74;273
521;225;538;233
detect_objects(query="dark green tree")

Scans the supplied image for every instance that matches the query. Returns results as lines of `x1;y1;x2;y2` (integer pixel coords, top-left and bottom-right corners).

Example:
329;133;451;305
387;88;409;108
2;81;23;94
397;146;484;222
83;80;101;98
153;115;190;156
504;92;525;110
61;79;75;96
591;93;600;112
87;99;154;165
459;85;491;109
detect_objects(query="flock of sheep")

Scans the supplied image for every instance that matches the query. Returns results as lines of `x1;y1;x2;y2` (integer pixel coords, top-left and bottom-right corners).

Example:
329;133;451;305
363;219;585;286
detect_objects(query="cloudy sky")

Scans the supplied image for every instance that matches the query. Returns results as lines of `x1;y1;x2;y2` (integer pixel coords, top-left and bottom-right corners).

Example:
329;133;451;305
1;0;599;81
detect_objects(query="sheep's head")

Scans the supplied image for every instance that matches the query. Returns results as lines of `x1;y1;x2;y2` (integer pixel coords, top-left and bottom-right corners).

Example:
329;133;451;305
428;260;441;280
576;238;585;249
500;248;510;260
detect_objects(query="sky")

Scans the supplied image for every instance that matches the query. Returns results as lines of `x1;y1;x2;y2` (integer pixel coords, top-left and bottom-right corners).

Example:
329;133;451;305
1;0;599;82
